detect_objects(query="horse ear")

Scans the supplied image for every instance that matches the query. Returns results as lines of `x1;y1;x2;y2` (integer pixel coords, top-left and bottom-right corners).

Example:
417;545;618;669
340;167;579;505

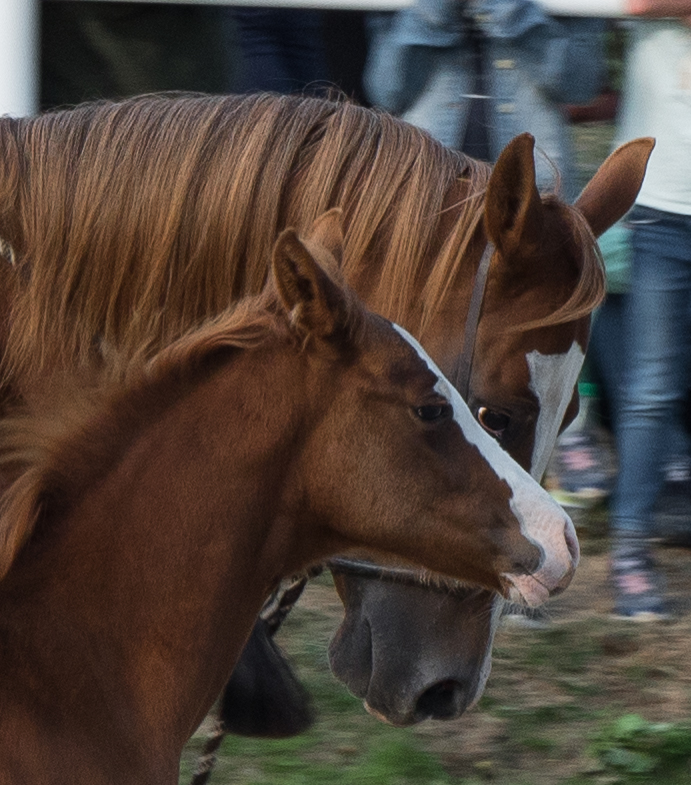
484;133;543;260
272;214;353;339
574;137;655;238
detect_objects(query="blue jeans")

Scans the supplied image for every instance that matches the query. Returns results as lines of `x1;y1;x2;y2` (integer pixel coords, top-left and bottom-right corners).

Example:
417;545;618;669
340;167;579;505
232;8;328;94
610;205;691;538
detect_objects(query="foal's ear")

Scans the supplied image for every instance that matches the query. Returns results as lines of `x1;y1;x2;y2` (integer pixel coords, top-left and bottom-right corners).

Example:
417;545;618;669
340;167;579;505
484;133;543;260
272;212;353;339
574;137;655;238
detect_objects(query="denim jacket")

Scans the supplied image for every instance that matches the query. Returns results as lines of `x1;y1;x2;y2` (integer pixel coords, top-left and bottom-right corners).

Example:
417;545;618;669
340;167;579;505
364;0;605;200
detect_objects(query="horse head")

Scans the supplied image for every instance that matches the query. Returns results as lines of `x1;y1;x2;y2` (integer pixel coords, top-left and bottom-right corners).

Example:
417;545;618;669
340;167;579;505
0;209;581;783
0;97;649;737
329;135;654;727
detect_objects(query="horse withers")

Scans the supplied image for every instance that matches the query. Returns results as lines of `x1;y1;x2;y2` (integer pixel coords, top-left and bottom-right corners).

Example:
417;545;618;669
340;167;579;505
0;213;576;785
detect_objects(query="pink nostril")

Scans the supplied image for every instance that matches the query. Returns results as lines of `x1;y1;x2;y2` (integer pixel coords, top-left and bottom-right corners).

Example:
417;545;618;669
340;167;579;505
564;516;580;566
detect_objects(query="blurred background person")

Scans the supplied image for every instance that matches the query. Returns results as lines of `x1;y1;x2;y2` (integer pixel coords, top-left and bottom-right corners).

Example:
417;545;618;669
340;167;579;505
362;0;606;200
231;6;329;94
602;0;691;620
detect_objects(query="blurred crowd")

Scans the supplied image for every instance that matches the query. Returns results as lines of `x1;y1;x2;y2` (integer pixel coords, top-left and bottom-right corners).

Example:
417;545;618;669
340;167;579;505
40;0;691;621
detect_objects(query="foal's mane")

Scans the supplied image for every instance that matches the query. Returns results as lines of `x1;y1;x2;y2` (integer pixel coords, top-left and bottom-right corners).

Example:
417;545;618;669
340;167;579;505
0;291;296;581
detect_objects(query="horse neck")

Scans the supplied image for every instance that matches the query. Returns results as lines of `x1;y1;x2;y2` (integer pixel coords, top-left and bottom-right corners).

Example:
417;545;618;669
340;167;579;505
0;345;315;777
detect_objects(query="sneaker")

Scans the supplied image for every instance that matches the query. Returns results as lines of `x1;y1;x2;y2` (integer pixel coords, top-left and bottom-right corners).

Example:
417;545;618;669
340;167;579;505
610;543;670;621
654;456;691;547
547;429;614;509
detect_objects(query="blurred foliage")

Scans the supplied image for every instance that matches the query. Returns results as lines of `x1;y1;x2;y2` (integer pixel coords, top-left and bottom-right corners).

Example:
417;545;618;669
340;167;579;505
590;713;691;782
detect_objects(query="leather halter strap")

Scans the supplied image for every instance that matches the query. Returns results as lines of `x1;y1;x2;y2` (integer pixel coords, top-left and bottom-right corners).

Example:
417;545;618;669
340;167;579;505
452;241;494;402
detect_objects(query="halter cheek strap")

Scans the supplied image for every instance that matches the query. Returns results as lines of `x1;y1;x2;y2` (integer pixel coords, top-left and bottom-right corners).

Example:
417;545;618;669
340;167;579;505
452;241;495;402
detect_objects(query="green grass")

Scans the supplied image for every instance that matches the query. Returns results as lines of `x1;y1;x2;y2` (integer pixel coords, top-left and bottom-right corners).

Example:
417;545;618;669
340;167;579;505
180;709;456;785
590;714;691;783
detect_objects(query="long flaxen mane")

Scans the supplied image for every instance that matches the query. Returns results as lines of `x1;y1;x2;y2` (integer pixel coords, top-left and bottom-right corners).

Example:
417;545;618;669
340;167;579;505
0;92;603;390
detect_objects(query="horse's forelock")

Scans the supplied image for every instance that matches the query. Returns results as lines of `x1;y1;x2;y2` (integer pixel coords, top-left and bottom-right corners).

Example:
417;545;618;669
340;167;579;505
513;199;605;333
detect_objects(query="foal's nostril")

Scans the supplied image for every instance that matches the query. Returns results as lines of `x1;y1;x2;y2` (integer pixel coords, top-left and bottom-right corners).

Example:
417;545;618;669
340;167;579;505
414;680;467;721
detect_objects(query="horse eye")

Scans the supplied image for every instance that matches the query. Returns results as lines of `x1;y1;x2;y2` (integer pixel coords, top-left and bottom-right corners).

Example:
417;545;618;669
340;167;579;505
415;403;451;422
477;407;510;436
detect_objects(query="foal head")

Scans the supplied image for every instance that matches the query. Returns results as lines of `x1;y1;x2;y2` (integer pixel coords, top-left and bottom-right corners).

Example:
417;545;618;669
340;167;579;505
264;211;578;600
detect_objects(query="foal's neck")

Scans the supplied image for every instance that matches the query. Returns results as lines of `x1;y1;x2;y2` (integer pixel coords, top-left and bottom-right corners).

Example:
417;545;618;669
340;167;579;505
0;346;318;771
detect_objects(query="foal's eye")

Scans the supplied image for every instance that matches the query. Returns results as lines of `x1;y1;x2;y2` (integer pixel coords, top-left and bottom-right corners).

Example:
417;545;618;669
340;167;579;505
477;407;510;436
415;403;452;422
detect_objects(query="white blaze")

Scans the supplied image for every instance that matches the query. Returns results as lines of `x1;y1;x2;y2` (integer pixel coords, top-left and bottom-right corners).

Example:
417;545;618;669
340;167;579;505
392;324;578;607
526;344;585;481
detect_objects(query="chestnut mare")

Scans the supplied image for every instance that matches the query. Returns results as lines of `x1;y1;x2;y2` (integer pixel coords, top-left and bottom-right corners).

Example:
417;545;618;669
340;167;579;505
0;94;652;732
0;213;577;784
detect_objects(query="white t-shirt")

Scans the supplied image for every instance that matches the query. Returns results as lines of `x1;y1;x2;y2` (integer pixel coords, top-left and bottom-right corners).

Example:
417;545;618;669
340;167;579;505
617;21;691;215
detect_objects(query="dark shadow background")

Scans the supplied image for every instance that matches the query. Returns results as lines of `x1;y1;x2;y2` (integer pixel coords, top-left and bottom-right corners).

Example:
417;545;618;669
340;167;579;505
41;1;369;110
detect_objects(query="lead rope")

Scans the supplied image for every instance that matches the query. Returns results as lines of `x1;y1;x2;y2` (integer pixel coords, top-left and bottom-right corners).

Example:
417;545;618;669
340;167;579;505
189;566;324;785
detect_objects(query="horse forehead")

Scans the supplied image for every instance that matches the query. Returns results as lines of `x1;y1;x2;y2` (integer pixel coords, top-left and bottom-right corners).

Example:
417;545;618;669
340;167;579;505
392;324;505;454
365;320;434;382
391;325;458;401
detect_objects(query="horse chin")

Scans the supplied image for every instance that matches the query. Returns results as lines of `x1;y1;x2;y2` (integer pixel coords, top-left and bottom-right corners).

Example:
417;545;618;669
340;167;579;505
500;574;552;607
